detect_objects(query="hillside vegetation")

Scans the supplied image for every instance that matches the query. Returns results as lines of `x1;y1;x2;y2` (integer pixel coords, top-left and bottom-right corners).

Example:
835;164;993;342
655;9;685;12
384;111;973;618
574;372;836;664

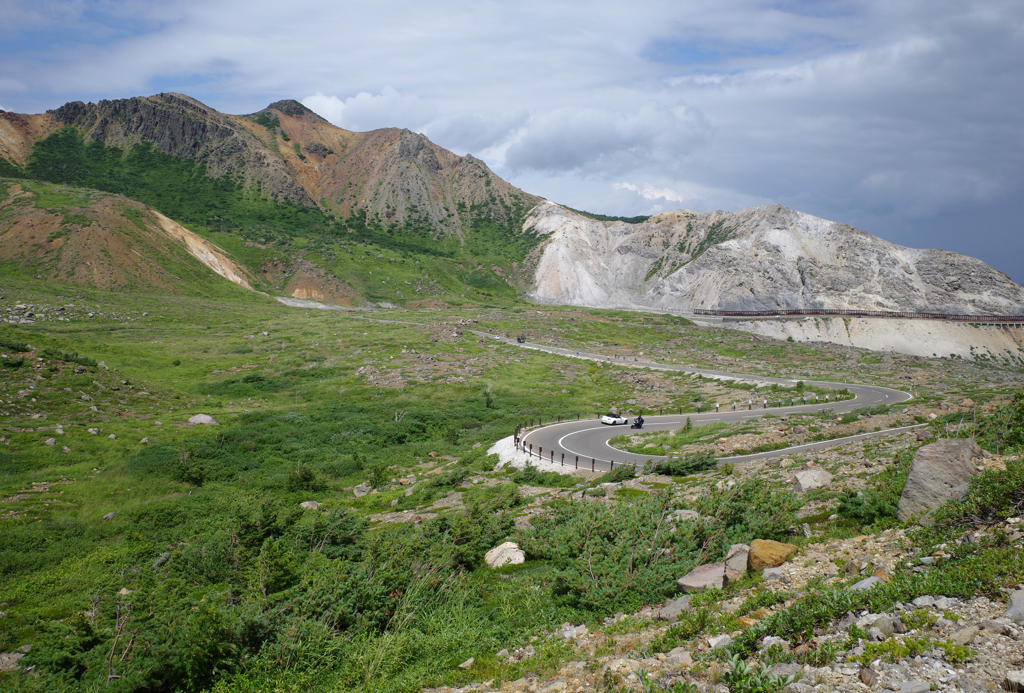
1;280;1023;692
0;93;548;306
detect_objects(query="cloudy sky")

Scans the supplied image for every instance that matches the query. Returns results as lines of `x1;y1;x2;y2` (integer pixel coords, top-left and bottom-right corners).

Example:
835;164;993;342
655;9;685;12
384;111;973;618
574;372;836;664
3;0;1023;280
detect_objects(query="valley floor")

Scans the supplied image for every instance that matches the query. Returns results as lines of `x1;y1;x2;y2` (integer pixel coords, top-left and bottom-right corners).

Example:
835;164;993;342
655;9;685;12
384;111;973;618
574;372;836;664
0;280;1022;693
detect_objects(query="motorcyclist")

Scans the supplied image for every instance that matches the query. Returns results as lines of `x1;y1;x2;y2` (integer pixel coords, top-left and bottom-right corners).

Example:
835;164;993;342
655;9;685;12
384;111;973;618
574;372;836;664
634;414;644;428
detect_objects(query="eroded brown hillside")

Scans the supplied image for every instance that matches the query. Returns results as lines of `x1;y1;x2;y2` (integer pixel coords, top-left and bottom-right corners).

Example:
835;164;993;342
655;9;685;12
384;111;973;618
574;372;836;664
0;180;255;294
0;93;540;238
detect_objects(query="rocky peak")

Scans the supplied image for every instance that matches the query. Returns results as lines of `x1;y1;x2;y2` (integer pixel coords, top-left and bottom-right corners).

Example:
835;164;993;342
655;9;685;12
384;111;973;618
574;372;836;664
263;99;326;122
527;202;1024;319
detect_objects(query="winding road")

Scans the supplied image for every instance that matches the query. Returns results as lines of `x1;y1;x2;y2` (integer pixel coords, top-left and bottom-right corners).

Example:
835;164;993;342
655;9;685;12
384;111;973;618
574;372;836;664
471;331;917;472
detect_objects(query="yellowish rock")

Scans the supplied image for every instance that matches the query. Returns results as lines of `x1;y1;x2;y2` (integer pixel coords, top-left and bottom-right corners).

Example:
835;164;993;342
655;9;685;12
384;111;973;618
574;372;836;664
748;539;798;571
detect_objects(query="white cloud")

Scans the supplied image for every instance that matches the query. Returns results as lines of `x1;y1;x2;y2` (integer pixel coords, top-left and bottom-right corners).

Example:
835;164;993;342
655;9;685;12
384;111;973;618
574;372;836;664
2;0;1023;277
612;179;770;213
500;102;713;175
302;87;434;132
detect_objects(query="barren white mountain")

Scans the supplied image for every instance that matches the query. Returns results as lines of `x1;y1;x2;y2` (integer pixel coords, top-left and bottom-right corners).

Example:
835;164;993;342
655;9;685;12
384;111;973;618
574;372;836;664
525;201;1024;315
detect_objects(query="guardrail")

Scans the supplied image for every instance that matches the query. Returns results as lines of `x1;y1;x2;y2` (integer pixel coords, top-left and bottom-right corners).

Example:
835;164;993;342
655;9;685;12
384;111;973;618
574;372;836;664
692;308;1024;323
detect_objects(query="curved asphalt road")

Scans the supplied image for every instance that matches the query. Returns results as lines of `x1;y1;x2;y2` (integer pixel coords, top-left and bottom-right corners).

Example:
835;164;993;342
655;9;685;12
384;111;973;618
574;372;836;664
470;331;916;472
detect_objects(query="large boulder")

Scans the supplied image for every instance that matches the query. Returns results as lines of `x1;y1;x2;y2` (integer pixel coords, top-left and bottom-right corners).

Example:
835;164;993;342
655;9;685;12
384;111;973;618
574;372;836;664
188;414;219;426
724;544;750;581
484;542;525;569
748;539;798;571
897;439;981;523
793;469;832;492
655;595;693;622
1004;589;1024;623
677;562;727;592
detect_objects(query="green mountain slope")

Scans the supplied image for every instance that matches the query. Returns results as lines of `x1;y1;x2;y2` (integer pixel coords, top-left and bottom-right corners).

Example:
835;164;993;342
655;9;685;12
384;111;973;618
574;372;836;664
0;94;545;305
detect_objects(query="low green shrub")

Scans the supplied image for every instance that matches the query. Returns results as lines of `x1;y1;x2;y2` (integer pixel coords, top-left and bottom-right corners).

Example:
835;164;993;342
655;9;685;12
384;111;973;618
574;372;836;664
0;336;30;352
653;451;716;476
40;348;96;367
837;447;915;527
931;459;1024;527
508;462;577;488
722;653;795;693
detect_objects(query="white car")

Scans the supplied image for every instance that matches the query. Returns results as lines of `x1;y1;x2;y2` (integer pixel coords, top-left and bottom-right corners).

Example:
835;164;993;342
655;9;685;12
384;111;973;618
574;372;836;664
600;413;628;425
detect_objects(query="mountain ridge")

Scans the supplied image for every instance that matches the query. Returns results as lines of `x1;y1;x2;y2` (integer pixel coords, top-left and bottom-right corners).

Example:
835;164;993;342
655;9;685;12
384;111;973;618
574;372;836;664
525;201;1024;316
3;92;1023;326
0;93;540;240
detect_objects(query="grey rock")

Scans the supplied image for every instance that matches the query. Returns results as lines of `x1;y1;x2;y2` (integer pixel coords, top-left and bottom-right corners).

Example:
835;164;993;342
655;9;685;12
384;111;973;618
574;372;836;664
895;683;931;693
762;566;787;582
353;483;372;498
1004;670;1024;692
873;615;898;637
707;634;731;650
664;648;692;668
484;542;525;569
299;501;320;510
188;414;219;426
457;657;474;669
793;469;832;492
561;624;587;640
860;668;879;686
496;648;509;658
760;636;790;651
725;543;750;581
1005;589;1024;623
671;509;700;521
108;434;117;440
981;619;1010;635
677;562;727;592
897;439;982;523
0;652;25;672
912;595;936;607
836;612;857;630
851;576;883;591
44;437;55;446
783;683;814;693
102;512;116;520
950;625;979;646
656;595;693;622
770;662;802;680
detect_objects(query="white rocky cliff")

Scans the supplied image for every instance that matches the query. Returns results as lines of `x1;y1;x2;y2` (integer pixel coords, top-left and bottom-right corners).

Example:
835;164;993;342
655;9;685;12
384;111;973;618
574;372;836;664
524;201;1024;316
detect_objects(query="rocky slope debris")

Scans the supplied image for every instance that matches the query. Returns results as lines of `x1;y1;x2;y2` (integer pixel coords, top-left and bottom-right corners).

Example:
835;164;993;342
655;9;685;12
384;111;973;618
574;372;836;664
0;180;254;294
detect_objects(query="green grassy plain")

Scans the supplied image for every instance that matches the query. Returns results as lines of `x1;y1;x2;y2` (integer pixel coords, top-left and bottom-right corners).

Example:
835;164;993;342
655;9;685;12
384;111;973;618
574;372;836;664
1;276;1023;692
